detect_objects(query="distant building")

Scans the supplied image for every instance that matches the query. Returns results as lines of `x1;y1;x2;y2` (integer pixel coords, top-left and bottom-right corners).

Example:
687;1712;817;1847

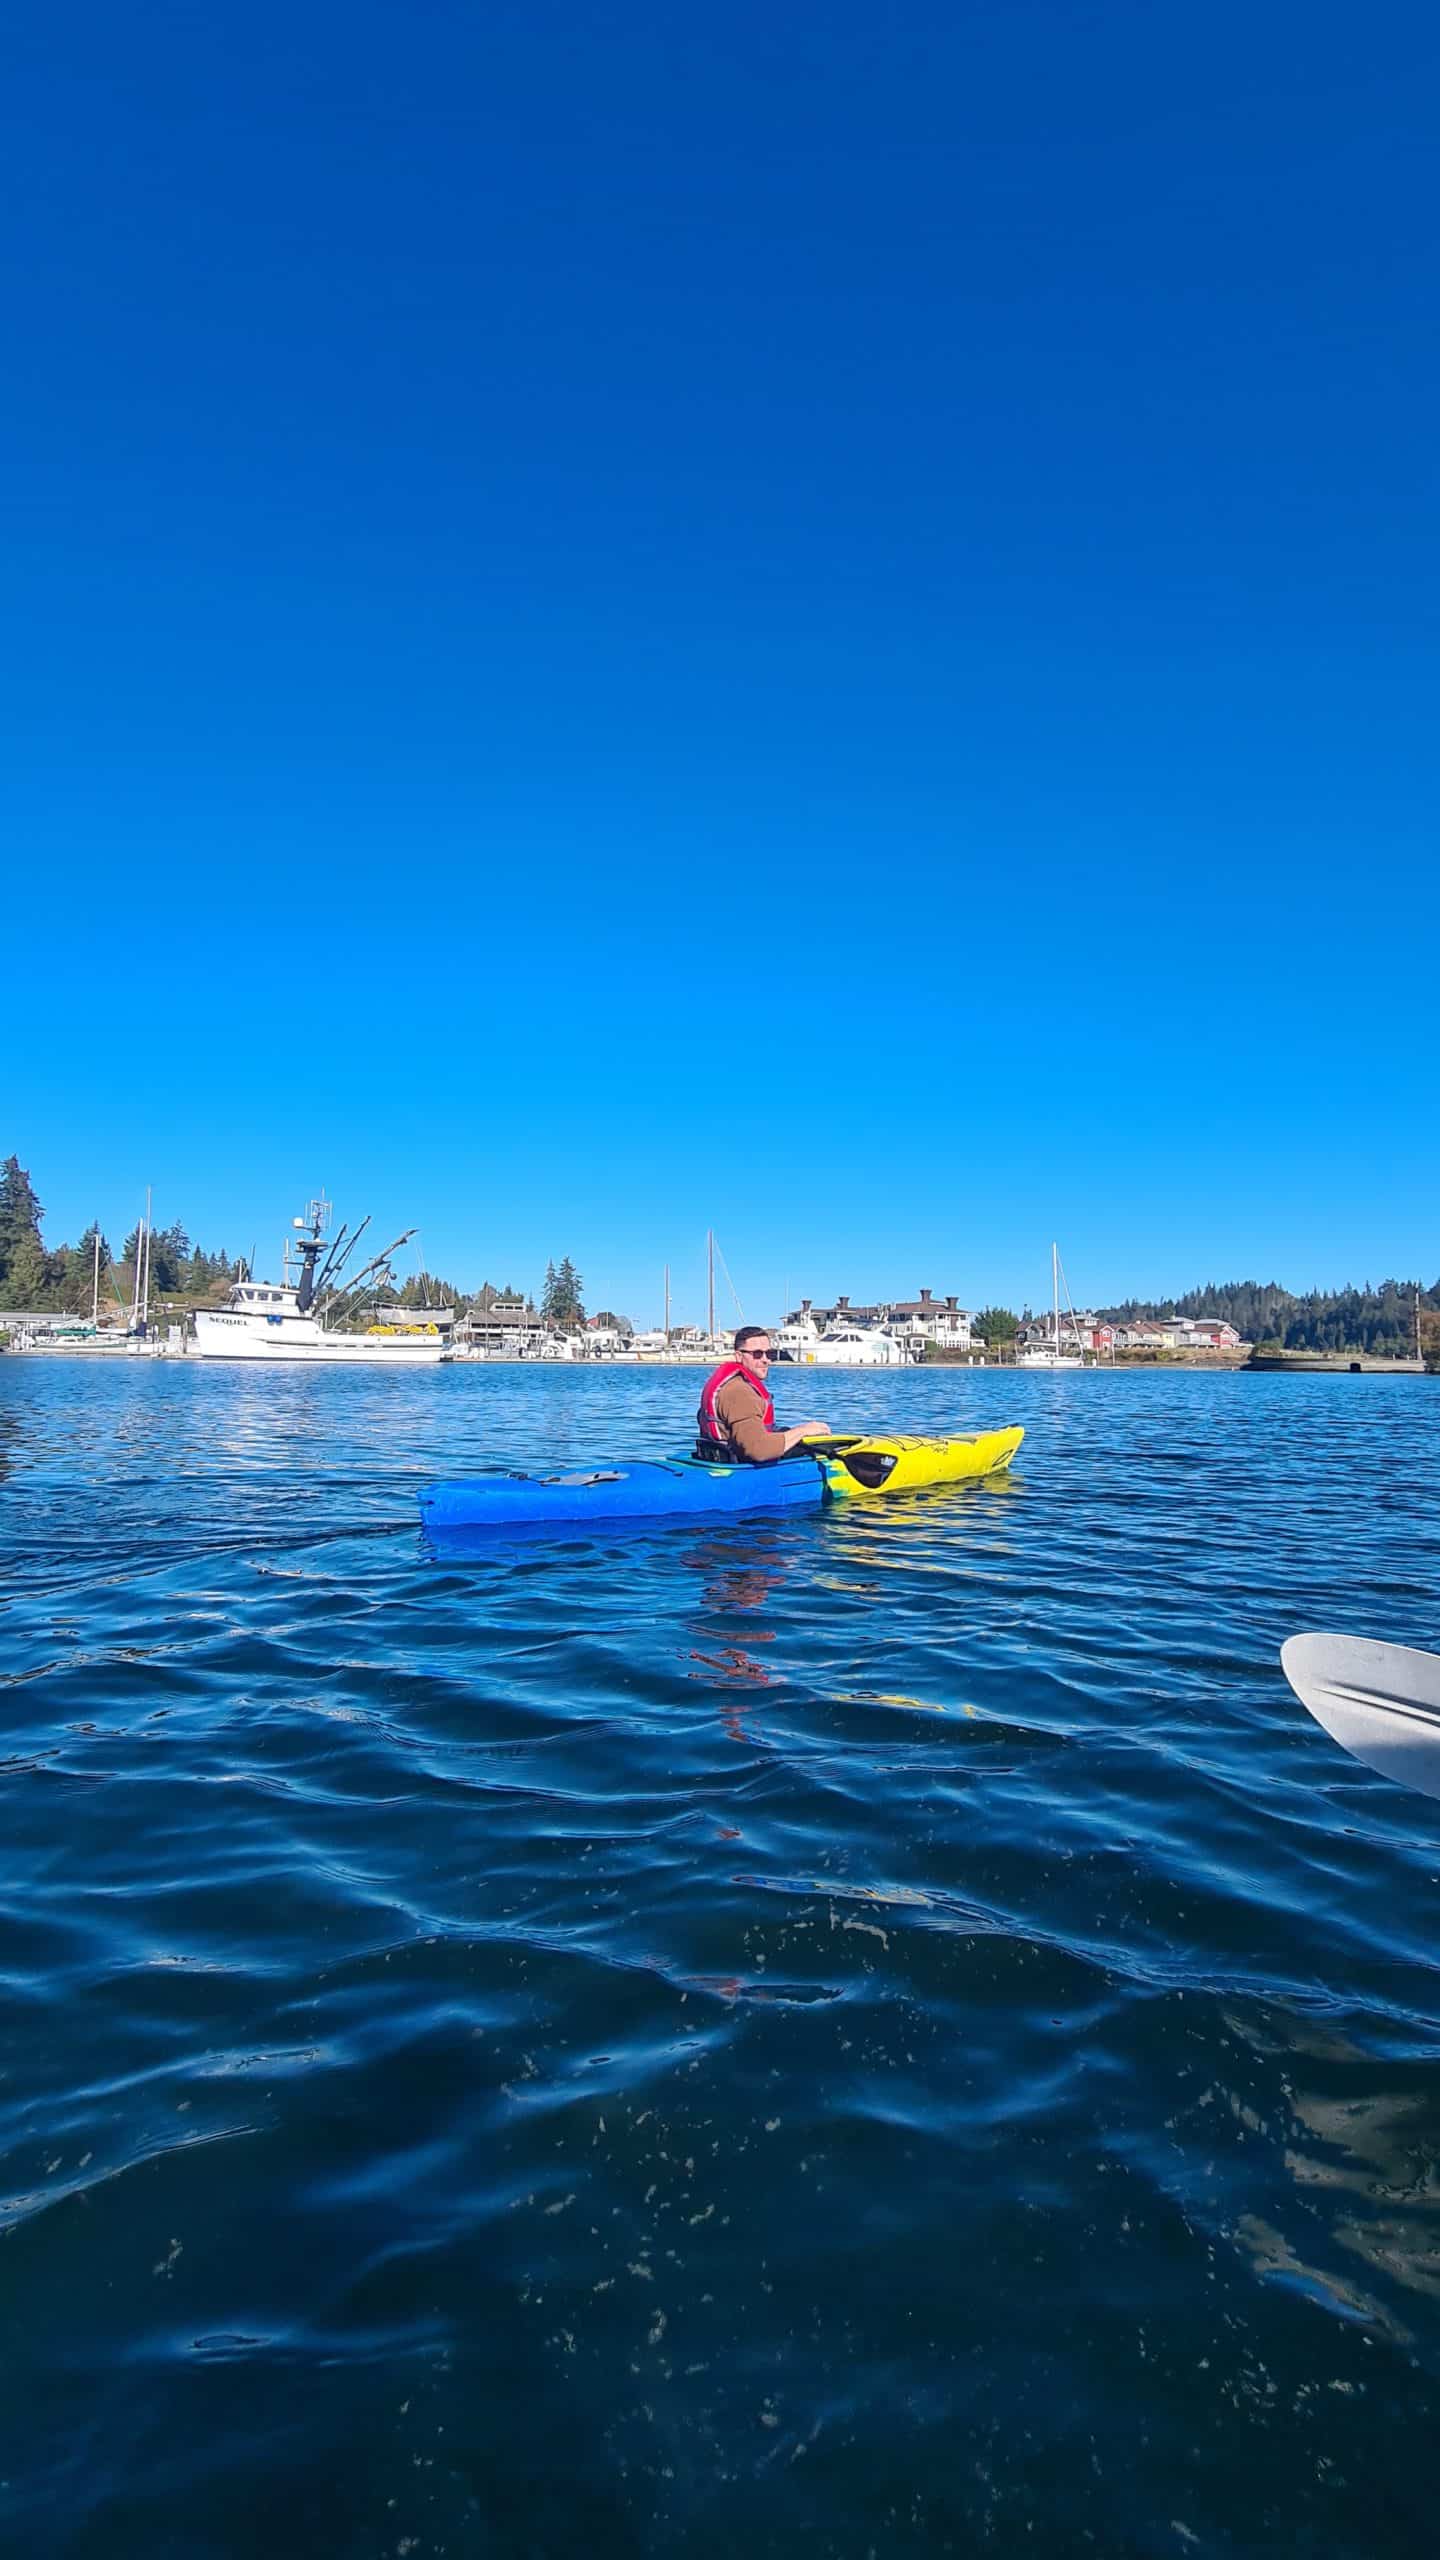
1155;1318;1244;1350
454;1293;543;1352
785;1289;972;1350
787;1295;886;1328
883;1291;973;1351
1107;1318;1247;1352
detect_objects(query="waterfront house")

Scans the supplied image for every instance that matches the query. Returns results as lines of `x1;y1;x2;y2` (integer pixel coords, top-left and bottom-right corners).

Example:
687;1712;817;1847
884;1291;973;1352
788;1295;887;1329
785;1289;972;1351
454;1293;544;1353
1155;1318;1244;1350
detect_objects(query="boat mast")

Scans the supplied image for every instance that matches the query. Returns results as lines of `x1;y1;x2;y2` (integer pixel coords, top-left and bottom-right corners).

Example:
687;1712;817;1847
664;1262;670;1347
293;1197;331;1315
130;1195;147;1332
1052;1242;1060;1354
142;1187;152;1332
91;1226;100;1326
707;1230;715;1348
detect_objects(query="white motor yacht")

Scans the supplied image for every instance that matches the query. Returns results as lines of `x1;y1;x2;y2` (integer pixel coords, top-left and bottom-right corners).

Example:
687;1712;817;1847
803;1322;912;1368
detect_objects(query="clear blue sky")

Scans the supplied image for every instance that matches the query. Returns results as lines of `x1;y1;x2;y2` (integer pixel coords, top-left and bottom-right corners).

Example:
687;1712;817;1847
5;2;1436;1326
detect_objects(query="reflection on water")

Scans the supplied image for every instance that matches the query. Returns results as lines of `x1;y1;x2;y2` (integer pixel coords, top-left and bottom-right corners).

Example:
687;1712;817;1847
1;1358;1440;2558
680;1534;789;1736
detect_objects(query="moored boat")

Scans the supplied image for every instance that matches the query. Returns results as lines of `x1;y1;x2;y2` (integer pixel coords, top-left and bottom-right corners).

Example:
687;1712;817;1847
1017;1243;1088;1367
193;1199;447;1365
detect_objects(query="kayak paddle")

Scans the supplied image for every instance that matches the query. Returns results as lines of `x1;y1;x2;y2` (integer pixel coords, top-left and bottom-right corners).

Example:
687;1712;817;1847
1281;1631;1440;1803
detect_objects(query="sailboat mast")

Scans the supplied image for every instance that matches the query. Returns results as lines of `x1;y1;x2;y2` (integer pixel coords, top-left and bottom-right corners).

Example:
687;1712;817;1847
707;1231;715;1347
92;1227;100;1326
1052;1242;1060;1353
664;1262;670;1345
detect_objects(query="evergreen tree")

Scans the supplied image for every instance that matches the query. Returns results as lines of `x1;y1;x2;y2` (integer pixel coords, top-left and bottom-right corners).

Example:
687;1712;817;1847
0;1157;43;1287
542;1256;586;1329
57;1230;110;1312
142;1223;191;1294
974;1306;1020;1344
396;1271;460;1308
0;1231;47;1310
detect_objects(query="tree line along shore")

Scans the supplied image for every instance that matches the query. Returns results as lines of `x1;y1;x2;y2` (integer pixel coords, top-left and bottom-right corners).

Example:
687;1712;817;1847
1;1156;1436;1367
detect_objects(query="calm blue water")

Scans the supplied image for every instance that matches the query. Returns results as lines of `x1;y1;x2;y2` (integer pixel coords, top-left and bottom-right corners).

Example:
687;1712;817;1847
3;1358;1439;2557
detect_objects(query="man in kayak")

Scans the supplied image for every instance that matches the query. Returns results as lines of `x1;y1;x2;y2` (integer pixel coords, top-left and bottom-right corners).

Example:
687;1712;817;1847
695;1327;831;1464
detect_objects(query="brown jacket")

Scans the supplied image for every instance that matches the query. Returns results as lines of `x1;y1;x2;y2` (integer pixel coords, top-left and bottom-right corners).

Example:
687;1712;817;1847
710;1371;792;1465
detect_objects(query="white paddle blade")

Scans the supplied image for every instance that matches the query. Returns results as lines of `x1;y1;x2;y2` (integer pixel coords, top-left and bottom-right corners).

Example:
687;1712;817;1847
1281;1632;1440;1803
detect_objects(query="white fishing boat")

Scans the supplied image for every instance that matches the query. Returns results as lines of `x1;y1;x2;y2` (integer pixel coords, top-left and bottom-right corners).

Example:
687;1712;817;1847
192;1200;448;1365
1017;1243;1087;1368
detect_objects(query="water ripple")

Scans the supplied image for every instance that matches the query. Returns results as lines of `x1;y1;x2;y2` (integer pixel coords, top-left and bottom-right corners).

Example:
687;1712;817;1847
1;1358;1439;2554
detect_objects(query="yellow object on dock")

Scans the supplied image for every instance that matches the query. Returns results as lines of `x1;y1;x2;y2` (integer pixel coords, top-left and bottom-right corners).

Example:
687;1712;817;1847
810;1425;1024;1498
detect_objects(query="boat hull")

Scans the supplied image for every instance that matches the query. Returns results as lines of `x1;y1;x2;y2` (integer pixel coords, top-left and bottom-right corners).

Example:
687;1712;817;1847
421;1428;1024;1536
816;1426;1024;1496
193;1313;445;1363
421;1457;824;1533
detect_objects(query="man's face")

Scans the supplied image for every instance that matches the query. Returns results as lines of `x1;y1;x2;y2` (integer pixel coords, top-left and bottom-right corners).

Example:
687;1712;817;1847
739;1337;774;1382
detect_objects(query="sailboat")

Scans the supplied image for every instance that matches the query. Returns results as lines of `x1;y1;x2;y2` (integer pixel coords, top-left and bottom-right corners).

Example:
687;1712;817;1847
1017;1243;1087;1368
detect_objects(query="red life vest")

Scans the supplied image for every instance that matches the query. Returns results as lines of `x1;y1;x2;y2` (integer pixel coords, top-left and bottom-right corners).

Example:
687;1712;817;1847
696;1361;774;1461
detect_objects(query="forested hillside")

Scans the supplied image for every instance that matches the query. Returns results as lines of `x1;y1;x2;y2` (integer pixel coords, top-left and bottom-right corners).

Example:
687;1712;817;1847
1098;1277;1439;1356
0;1156;242;1313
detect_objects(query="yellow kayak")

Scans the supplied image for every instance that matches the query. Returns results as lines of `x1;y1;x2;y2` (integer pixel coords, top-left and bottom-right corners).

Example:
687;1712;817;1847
806;1425;1024;1498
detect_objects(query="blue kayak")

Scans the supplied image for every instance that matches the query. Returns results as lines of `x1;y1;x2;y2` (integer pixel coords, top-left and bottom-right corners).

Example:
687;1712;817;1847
421;1455;824;1535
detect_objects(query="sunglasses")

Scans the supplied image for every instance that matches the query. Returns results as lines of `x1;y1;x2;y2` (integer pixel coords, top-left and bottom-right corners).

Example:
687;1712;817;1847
744;1347;774;1360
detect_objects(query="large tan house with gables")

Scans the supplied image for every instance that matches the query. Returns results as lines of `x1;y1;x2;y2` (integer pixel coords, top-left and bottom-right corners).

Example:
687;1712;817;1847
785;1290;974;1352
